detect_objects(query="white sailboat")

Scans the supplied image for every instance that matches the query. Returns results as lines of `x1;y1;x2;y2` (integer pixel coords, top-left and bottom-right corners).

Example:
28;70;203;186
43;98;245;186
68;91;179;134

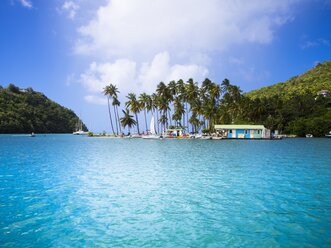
73;118;88;135
142;115;162;139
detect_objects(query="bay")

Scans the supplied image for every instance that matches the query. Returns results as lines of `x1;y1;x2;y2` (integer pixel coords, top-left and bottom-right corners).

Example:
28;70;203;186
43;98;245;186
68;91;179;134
0;135;330;247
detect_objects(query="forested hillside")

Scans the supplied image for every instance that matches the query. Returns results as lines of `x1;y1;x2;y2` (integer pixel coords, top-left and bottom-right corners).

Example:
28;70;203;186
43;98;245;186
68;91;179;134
246;61;331;99
0;84;87;133
241;61;331;136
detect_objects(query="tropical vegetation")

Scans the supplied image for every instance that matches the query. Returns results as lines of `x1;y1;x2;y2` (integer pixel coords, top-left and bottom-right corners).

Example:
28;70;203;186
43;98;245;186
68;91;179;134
0;84;87;133
1;61;330;136
103;61;331;137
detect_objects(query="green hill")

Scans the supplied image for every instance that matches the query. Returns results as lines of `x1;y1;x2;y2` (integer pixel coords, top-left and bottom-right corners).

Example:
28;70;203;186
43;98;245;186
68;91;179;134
240;61;331;136
246;61;331;99
0;84;87;134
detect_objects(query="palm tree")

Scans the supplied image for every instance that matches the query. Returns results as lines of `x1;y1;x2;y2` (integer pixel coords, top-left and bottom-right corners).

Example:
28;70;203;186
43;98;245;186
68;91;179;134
103;85;115;135
120;109;137;134
138;93;150;133
172;96;184;127
167;80;177;126
186;79;199;132
110;85;120;134
159;114;168;132
176;79;187;127
125;93;141;134
191;97;203;130
158;95;170;132
156;82;171;128
112;96;122;134
189;112;200;133
221;78;230;95
152;93;160;133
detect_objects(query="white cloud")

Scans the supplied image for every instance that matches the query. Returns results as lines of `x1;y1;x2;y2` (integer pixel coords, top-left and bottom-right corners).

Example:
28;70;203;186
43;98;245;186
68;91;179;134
73;0;298;104
80;59;137;94
138;52;208;93
19;0;32;8
80;52;209;104
75;0;295;59
62;1;80;19
84;95;107;105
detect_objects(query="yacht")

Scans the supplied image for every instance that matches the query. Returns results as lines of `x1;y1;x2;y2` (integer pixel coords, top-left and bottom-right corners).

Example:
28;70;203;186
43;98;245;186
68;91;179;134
142;116;162;139
73;118;88;135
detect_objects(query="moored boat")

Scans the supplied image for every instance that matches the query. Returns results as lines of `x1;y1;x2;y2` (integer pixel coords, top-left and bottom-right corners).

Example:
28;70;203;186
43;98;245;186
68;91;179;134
306;134;313;138
130;133;141;138
142;116;162;139
73;117;88;135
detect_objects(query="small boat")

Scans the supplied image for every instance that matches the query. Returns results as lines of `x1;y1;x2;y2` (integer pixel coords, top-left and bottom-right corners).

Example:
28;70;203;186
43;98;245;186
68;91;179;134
130;133;141;138
142;116;162;139
212;136;223;140
30;132;35;137
73;130;88;135
325;131;331;138
201;135;212;140
306;134;313;138
73;118;88;135
195;134;202;139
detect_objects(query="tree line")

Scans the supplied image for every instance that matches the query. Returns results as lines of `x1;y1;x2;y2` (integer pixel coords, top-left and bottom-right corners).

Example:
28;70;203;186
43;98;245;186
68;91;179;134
0;84;86;133
103;78;331;137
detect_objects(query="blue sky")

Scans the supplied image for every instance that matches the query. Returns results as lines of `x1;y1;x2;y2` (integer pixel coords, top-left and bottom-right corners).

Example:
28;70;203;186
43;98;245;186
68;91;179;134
0;0;331;132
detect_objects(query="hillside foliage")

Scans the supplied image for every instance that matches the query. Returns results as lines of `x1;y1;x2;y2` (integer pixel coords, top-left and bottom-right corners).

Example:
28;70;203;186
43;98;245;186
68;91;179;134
102;61;331;137
246;61;331;99
241;61;331;136
0;84;87;133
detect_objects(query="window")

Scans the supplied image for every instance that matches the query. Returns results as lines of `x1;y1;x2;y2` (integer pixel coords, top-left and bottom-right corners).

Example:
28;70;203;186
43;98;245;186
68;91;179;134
229;130;232;134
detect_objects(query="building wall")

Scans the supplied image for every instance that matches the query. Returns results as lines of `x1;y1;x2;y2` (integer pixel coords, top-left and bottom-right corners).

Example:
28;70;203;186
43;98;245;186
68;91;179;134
250;129;262;139
236;129;245;139
225;129;263;139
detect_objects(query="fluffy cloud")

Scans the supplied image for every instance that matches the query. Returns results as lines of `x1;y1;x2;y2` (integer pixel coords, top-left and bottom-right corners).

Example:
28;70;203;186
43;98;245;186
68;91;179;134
138;52;208;93
62;1;80;19
19;0;32;8
80;52;208;103
74;0;297;104
75;0;295;59
80;59;137;94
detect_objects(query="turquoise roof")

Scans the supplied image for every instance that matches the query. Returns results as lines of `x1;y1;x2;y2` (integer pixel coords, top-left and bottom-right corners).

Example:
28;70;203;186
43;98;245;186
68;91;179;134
215;124;265;130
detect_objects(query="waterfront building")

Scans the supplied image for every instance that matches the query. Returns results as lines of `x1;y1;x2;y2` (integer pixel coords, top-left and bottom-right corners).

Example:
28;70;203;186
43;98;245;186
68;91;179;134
164;128;186;138
214;125;271;139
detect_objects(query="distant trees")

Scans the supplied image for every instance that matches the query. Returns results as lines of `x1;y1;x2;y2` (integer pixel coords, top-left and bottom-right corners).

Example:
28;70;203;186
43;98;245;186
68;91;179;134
0;84;86;133
120;109;137;134
103;76;330;137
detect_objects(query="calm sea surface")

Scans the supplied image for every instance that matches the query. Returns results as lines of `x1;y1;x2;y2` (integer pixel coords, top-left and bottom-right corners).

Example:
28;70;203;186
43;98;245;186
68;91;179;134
0;135;330;247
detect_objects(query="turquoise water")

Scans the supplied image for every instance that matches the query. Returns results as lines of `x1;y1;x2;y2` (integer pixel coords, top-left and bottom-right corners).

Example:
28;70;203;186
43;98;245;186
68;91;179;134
0;135;330;247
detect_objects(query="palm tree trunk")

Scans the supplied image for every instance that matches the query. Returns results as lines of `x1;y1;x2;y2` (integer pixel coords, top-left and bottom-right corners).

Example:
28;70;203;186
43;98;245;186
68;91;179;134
157;110;160;133
113;106;119;135
186;102;189;132
135;112;140;134
107;96;115;134
144;109;147;132
116;105;122;133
